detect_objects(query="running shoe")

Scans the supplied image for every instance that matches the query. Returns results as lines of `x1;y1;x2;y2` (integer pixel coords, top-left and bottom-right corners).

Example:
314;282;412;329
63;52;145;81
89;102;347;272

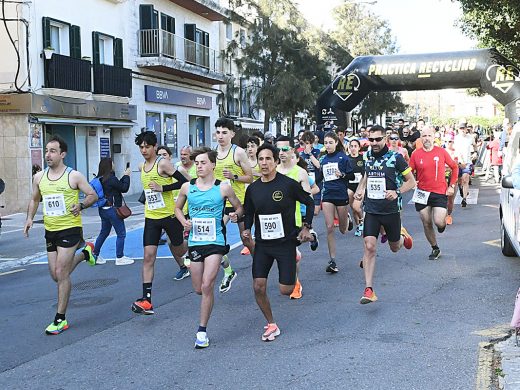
400;227;413;249
290;279;302;299
195;332;210;349
326;260;339;273
240;246;250;255
380;234;388;244
445;215;453;225
354;224;363;237
174;266;190;281
95;255;106;265
45;320;69;335
359;259;364;269
360;287;378;304
83;242;96;266
333;218;339;227
115;256;134;266
310;229;319;251
347;215;354;231
262;323;281;341
131;298;154;315
219;270;237;293
428;248;441;260
461;198;467;207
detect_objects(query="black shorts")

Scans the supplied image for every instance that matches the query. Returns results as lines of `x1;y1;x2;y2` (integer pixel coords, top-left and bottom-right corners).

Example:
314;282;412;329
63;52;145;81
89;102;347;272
363;212;402;242
45;227;83;252
144;216;183;247
252;241;297;285
188;244;230;263
348;184;358;193
313;181;323;206
322;199;348;207
415;192;448;211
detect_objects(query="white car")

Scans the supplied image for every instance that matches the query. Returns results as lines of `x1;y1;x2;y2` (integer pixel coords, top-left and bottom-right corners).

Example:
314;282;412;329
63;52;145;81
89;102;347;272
500;122;520;256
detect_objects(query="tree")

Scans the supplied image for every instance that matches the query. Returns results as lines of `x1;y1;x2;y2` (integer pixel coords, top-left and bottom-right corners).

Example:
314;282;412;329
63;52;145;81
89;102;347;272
359;91;407;124
456;0;520;63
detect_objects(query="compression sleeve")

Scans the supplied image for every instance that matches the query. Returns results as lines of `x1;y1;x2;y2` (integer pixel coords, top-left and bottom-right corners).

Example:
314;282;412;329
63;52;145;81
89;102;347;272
162;170;188;192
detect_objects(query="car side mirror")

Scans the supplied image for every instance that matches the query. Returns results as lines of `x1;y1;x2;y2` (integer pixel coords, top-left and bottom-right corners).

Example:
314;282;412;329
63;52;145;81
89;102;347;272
502;175;514;189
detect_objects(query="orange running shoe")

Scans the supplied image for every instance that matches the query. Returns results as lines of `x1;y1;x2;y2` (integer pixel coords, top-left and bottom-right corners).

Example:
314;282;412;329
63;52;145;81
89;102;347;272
446;215;453;225
262;323;281;341
360;287;378;304
131;298;154;315
240;246;250;255
290;279;302;299
400;226;413;249
333;218;339;227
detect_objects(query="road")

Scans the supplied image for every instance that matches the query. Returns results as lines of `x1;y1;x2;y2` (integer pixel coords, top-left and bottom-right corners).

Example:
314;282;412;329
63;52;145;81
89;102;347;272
0;176;517;389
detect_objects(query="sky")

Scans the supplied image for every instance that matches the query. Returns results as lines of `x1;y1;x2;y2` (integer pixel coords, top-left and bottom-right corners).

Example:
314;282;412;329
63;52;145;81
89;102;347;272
297;0;477;54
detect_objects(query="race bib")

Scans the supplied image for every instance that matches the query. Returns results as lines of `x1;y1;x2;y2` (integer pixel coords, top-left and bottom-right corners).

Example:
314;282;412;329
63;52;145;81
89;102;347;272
144;189;165;210
259;214;284;240
191;218;216;242
350;172;362;184
367;177;386;199
323;163;339;182
412;188;430;205
42;194;66;216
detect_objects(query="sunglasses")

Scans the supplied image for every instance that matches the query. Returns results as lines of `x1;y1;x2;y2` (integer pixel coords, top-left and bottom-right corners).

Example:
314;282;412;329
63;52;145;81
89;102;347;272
389;136;400;141
448;141;454;143
279;146;292;152
368;137;384;142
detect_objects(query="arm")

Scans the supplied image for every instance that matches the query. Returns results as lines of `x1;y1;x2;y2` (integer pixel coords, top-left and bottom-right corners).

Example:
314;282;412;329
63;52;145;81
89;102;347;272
160;171;188;191
109;171;130;193
235;148;254;184
223;184;244;223
70;171;98;216
174;183;191;231
243;186;255;231
399;170;416;195
298;169;311;193
354;173;367;201
293;181;314;226
310;182;320;196
23;172;43;237
444;149;459;186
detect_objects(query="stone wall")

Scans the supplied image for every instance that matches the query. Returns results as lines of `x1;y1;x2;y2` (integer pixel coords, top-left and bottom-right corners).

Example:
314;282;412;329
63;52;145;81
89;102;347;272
0;114;31;215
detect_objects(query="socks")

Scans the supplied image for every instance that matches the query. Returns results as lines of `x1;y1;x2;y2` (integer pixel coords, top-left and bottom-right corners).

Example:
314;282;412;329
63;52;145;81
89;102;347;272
82;248;89;261
432;245;439;250
223;265;233;276
198;325;207;333
54;312;66;325
143;282;152;303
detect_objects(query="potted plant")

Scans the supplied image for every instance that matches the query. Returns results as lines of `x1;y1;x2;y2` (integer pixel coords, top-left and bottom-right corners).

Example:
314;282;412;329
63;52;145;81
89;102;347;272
43;46;54;60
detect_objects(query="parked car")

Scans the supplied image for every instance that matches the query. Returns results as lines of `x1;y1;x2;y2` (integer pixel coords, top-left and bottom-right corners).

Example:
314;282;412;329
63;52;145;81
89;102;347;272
500;122;520;256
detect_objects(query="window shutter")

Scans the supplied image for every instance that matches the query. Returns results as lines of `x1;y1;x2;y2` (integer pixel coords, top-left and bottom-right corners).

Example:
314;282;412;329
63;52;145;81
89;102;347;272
69;25;81;58
139;4;154;29
184;24;196;41
42;17;51;48
114;38;123;67
203;32;209;47
92;31;100;64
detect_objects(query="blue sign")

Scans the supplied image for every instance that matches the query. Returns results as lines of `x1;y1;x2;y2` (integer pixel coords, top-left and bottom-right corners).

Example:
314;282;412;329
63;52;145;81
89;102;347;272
100;137;110;159
145;85;212;110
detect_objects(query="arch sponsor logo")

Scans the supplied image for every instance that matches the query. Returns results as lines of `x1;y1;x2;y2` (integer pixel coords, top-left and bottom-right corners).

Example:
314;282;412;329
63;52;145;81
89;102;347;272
486;64;520;94
333;73;361;102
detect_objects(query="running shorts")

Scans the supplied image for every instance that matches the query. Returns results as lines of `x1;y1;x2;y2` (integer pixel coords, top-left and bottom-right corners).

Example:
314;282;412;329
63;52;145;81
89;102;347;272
252;241;297;285
459;163;473;176
45;227;83;252
188;244;229;263
143;216;183;247
414;192;448;211
322;198;348;207
363;212;402;242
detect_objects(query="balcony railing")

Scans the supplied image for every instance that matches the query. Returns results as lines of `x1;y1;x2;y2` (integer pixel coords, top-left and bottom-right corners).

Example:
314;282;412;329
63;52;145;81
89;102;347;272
93;63;132;97
44;53;91;92
138;29;224;74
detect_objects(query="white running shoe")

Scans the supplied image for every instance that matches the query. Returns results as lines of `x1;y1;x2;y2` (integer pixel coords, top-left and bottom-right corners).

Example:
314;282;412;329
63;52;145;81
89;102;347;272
95;255;106;265
115;256;134;266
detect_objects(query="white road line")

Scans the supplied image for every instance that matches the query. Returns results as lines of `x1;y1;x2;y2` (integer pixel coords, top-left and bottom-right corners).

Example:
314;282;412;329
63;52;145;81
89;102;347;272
0;258;18;261
0;268;25;276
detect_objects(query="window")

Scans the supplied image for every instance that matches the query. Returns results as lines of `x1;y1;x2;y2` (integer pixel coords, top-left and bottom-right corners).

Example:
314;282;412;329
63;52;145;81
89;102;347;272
42;17;79;57
239;28;246;49
161;13;175;57
226;23;232;41
50;25;61;53
164;114;178;156
93;32;122;66
146;112;162;141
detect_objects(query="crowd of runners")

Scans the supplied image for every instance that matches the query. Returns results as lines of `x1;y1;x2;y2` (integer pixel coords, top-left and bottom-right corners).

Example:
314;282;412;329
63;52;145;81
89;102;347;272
23;116;495;348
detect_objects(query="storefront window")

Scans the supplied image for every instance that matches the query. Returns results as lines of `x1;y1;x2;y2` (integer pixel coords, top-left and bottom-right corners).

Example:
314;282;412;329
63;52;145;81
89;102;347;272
145;111;161;141
164;114;178;157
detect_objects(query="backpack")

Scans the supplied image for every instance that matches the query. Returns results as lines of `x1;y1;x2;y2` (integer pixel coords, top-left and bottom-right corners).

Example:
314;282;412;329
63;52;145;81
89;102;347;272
89;177;107;207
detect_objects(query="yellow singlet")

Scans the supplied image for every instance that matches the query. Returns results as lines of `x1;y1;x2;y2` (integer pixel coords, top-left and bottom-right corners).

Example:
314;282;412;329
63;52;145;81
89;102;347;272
141;157;175;219
173;162;197;215
39;167;82;231
277;164;304;227
215;144;245;207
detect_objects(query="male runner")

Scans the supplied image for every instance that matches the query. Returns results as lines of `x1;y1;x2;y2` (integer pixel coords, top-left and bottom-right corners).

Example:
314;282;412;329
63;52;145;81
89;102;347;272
299;130;322;216
24;135;98;334
454;124;475;207
354;125;416;304
409;126;458;260
242;143;314;341
175;147;243;349
131;131;188;315
213;118;254;292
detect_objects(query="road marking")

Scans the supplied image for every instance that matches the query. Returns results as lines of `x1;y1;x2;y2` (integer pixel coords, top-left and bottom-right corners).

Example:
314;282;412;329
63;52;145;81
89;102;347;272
0;268;25;276
482;204;499;209
483;239;501;248
0;258;18;261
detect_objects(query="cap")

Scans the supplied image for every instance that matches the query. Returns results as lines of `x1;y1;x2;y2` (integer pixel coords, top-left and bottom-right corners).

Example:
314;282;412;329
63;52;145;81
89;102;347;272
264;132;273;139
458;123;467;129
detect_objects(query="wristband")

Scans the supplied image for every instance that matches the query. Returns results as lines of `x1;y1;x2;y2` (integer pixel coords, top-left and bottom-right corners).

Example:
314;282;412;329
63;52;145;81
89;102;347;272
233;174;239;180
80;202;86;210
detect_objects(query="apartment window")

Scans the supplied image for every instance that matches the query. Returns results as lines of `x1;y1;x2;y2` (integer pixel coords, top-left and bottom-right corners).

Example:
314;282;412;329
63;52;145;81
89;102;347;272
164;114;178;156
226;23;232;41
42;17;81;57
184;24;209;67
93;32;123;67
161;13;176;58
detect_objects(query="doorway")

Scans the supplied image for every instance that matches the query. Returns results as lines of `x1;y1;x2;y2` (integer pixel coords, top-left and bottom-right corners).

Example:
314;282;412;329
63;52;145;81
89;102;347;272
44;124;89;178
188;115;208;147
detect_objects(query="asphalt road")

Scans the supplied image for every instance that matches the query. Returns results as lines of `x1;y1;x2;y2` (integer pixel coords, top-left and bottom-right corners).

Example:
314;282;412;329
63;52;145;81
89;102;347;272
0;176;518;389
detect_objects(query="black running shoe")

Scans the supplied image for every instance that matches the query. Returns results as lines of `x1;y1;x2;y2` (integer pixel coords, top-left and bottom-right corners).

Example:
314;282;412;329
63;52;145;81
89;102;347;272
459;186;463;198
347;215;354;231
428;248;441;260
461;198;467;207
326;260;339;273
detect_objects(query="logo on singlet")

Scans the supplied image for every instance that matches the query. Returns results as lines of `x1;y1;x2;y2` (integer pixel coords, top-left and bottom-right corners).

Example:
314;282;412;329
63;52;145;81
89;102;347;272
272;191;283;201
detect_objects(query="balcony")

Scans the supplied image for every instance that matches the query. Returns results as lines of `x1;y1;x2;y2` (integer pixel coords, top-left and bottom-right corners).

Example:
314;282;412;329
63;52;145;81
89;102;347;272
93;63;132;97
137;29;228;85
44;53;91;92
165;0;227;21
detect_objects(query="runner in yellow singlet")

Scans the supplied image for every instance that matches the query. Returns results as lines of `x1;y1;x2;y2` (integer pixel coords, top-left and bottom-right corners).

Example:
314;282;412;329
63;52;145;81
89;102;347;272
246;137;262;181
214;118;253;293
23;135;98;335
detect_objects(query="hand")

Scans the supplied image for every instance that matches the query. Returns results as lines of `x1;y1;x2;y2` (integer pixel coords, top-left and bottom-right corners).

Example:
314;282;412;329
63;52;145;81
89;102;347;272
229;212;238;223
183;219;192;232
335;169;342;178
304;144;312;154
124;168;131;176
385;190;398;200
446;186;455;196
297;227;313;242
223;169;233;180
70;203;81;216
23;219;33;237
241;229;251;240
148;181;162;192
354;192;364;201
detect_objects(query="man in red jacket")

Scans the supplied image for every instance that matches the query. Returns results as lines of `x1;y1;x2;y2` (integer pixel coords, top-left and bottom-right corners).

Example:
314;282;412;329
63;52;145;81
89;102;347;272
409;125;459;260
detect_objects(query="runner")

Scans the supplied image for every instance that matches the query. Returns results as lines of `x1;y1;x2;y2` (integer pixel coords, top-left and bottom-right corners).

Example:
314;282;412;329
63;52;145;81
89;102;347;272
23;135;98;334
388;131;410;163
131;131;188;315
444;137;457;225
246;137;262;180
354;125;416;304
242;143;314;341
175;147;243;349
454;123;475;207
409;125;458;260
299;130;322;216
213;118;254;292
347;139;365;237
320;131;354;273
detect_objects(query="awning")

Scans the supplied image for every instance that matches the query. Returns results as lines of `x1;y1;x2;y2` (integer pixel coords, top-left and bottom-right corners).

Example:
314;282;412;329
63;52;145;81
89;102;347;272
32;116;136;128
237;119;264;131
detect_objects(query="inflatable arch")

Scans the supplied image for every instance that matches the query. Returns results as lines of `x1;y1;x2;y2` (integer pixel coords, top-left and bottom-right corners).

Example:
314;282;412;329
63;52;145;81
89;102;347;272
316;48;520;125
